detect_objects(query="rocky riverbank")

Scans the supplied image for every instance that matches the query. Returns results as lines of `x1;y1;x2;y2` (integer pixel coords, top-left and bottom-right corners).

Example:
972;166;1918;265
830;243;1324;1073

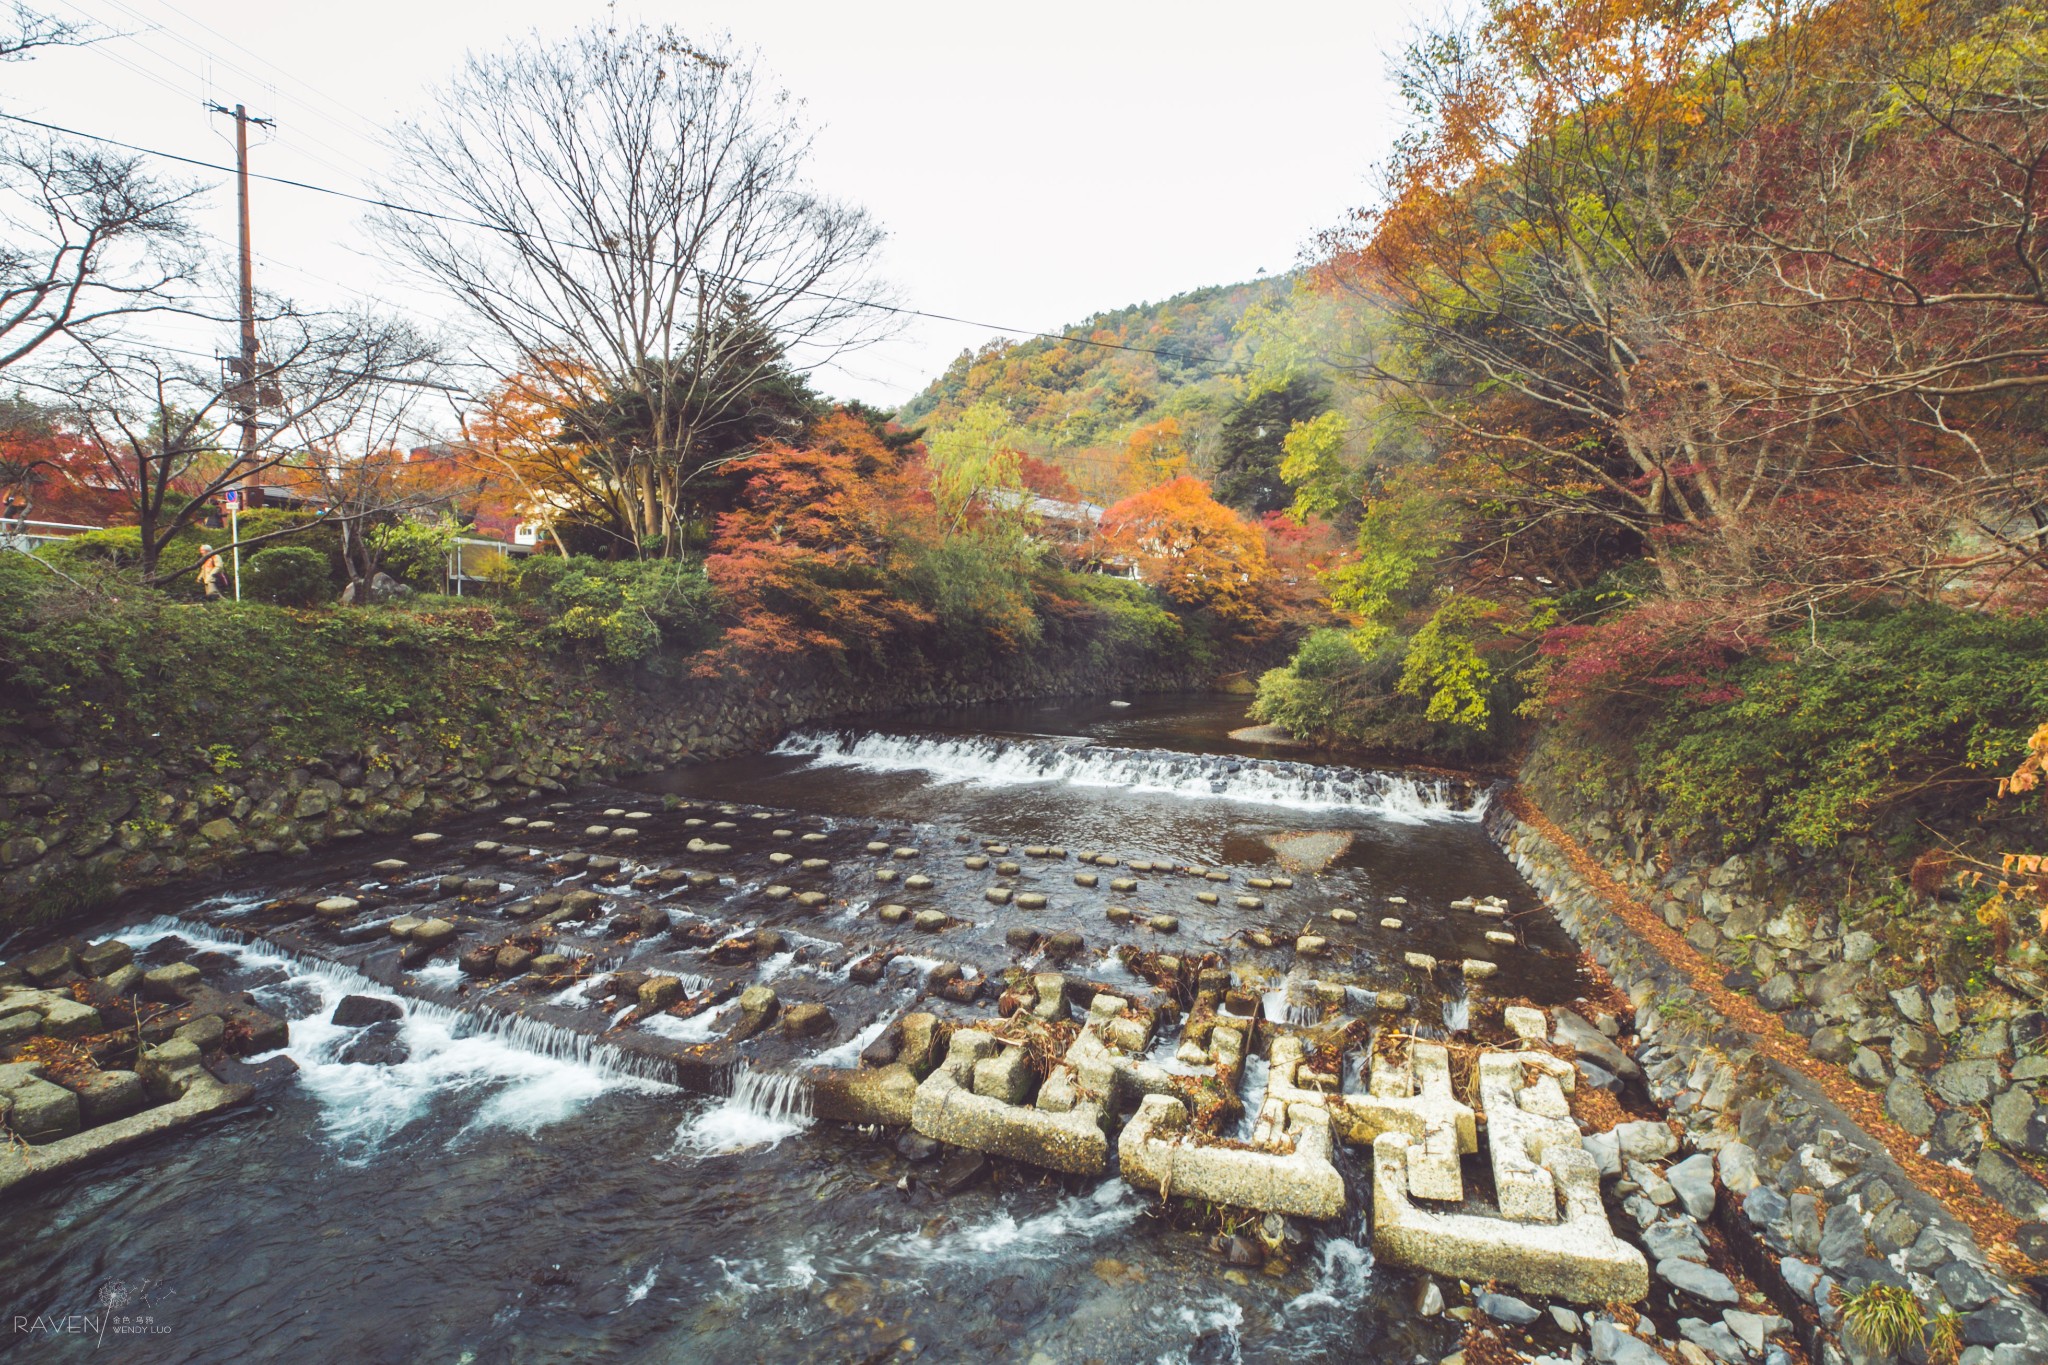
1492;793;2048;1365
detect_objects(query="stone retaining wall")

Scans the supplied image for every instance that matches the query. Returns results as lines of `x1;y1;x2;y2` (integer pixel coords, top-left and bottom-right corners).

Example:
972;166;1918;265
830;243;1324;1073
0;644;1208;922
1489;801;2048;1364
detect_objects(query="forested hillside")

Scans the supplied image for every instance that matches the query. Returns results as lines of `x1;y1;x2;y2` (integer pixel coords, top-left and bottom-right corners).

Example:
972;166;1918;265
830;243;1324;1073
899;277;1309;501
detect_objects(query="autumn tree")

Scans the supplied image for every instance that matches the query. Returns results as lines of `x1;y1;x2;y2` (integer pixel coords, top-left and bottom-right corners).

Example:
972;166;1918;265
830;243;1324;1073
378;23;893;558
1095;475;1279;633
923;400;1024;530
702;410;933;669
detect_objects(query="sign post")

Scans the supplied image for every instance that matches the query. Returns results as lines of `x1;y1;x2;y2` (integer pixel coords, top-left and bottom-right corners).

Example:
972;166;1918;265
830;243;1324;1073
224;490;242;602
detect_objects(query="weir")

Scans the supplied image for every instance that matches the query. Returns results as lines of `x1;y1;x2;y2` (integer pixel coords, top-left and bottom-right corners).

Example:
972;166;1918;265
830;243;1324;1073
774;728;1493;821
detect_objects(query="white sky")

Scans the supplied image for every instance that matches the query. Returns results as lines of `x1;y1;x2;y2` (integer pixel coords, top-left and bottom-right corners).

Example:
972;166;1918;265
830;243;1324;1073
4;0;1416;415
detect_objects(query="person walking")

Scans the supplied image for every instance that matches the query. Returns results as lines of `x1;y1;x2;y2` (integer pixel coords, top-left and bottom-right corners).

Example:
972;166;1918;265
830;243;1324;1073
197;544;228;601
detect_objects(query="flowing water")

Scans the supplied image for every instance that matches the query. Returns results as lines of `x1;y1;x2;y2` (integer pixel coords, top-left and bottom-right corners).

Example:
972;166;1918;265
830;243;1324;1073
0;694;1588;1364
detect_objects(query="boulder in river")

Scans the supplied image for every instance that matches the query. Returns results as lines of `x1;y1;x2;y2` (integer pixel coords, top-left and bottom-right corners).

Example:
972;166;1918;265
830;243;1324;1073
782;1003;834;1038
332;995;404;1029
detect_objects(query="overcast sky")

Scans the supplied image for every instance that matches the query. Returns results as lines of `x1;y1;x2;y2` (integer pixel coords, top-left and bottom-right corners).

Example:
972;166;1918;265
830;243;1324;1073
5;0;1417;413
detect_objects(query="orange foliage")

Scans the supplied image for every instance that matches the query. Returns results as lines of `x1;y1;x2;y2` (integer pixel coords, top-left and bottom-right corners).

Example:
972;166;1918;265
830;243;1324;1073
1016;453;1077;501
701;411;935;672
1095;476;1280;634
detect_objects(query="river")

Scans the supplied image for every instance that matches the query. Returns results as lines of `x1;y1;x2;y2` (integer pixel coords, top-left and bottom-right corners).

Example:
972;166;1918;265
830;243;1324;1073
0;695;1592;1364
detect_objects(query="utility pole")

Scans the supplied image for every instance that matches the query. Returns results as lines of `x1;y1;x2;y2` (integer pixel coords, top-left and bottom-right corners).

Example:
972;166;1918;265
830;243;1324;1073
208;101;274;511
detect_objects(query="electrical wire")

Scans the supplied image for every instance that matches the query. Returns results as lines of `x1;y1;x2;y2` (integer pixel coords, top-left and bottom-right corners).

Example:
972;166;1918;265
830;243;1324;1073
0;109;1225;369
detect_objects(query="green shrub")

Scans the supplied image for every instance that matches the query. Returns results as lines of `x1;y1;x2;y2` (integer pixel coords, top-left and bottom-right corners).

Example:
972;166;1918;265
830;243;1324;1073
898;527;1044;660
1639;607;2048;852
236;508;346;584
245;546;331;607
503;555;719;664
1251;624;1512;758
1048;572;1199;668
369;516;463;590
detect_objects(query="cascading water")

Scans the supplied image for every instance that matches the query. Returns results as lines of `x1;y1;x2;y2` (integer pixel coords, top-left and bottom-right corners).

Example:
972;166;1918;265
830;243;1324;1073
774;729;1490;821
674;1063;814;1154
1441;984;1471;1034
116;917;673;1158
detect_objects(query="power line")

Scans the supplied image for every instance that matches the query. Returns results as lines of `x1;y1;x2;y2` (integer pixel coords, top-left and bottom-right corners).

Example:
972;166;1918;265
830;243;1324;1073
0;109;1225;370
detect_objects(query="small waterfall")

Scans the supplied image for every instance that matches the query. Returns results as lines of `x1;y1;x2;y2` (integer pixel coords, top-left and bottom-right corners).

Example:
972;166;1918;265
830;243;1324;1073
674;1063;814;1154
119;915;674;1084
773;729;1490;822
729;1066;813;1122
1262;986;1319;1029
1441;985;1471;1034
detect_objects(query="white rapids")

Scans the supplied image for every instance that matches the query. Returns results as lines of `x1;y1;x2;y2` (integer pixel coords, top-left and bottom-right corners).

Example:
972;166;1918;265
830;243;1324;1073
774;729;1489;822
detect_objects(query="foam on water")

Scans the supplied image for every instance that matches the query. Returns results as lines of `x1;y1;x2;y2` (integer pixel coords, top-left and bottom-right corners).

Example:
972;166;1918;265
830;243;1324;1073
1442;987;1471;1033
775;729;1488;822
674;1066;812;1155
1287;1232;1374;1315
1231;1054;1271;1141
1157;1296;1245;1364
409;958;464;992
886;1179;1140;1262
640;1000;737;1044
810;993;912;1069
621;1264;658;1309
115;917;670;1159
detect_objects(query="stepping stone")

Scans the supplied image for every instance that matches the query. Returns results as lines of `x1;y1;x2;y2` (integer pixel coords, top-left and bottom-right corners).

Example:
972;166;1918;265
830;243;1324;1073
1404;952;1437;972
879;904;908;922
904;874;934;890
866;841;889;853
1016;893;1048;910
893;847;920;860
1150;916;1179;933
1074;872;1098;888
1110;878;1137;893
1236;897;1262;910
1330;908;1358;923
1195;892;1219;905
372;859;409;874
801;858;830;871
411;832;444;846
965;856;990;870
996;862;1022;877
1380;918;1403;930
985;887;1012;904
1296;935;1326;956
800;832;827;843
913;910;947;932
875;868;897;882
770;852;794;865
1484;929;1516;945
